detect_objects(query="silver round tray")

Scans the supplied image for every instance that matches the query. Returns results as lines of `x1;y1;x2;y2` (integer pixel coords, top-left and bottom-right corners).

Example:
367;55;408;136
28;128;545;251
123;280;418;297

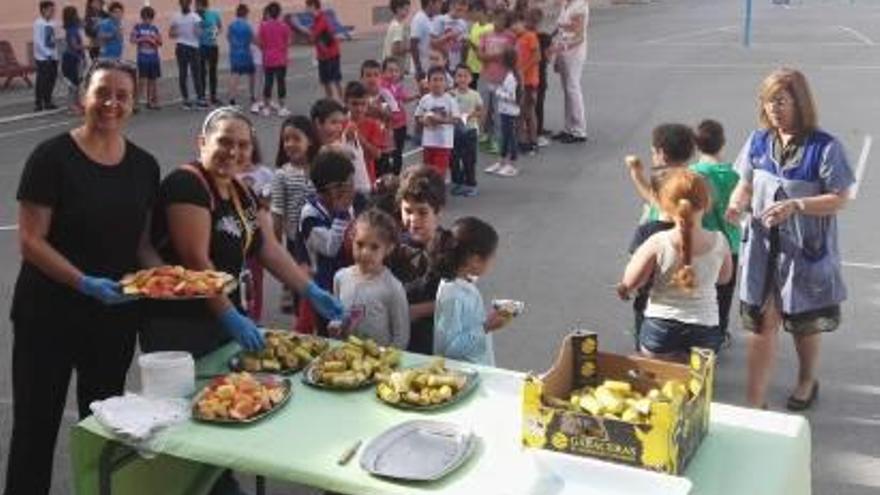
360;420;477;481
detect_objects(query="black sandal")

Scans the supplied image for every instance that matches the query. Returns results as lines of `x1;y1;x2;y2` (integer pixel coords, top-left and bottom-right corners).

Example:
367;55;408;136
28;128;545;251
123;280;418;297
786;381;819;411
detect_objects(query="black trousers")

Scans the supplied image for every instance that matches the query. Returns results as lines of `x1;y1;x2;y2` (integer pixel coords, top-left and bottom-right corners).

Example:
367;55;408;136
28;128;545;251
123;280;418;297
176;43;204;102
537;32;552;135
452;127;478;186
263;66;287;100
34;59;58;109
199;45;219;100
390;126;408;176
717;254;738;335
4;307;137;495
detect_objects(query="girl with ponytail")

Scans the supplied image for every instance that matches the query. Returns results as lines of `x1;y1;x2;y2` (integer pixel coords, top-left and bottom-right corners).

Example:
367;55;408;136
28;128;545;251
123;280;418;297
431;217;510;365
617;169;733;360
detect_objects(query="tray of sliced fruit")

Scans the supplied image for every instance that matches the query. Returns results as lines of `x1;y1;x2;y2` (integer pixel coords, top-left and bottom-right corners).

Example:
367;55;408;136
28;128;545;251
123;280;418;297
375;359;479;411
121;266;236;300
302;335;402;390
229;331;328;375
192;372;291;424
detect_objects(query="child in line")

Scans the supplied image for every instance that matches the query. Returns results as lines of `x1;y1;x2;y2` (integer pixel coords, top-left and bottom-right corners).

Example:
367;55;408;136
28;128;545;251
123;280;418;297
450;65;483;197
431;0;470;69
617;169;733;360
623;123;695;348
486;49;521;177
689;119;741;342
61;5;84;114
360;59;400;176
130;6;162;110
169;0;206;109
258;1;292;117
306;0;343;100
478;7;515;154
98;2;124;59
426;48;454;90
388;166;448;355
382;0;411;64
297;149;357;335
514;9;542;154
272;116;319;314
33;0;58;112
416;66;461;179
196;0;223;105
465;0;492;90
343;83;382;193
237;137;274;323
381;57;417;175
227;3;257;109
333;209;411;349
433;217;510;366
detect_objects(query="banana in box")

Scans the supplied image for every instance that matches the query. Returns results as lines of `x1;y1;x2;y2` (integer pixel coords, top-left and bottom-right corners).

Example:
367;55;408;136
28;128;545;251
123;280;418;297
521;330;715;475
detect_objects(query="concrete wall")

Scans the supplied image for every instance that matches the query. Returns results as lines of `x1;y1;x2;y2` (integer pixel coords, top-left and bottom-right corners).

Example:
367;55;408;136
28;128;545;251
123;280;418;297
0;0;389;64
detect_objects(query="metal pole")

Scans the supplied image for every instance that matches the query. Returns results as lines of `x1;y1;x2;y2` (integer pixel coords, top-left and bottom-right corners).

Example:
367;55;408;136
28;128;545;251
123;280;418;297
744;0;753;47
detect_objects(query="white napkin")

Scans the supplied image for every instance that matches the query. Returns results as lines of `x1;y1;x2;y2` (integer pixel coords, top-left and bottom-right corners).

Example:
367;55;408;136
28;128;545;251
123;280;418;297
90;393;190;444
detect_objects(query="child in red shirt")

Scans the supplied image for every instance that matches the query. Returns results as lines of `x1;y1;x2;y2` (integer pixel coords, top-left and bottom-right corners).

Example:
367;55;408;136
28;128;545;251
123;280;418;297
346;81;388;186
361;59;400;177
306;0;342;100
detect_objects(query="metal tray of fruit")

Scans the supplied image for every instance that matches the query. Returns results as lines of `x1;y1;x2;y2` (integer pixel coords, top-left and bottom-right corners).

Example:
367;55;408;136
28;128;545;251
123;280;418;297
376;366;480;411
360;420;477;481
300;360;375;391
228;332;327;375
191;374;292;425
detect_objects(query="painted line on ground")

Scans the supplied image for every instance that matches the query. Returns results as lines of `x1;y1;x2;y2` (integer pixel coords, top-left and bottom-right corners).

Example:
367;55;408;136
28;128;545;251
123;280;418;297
850;134;872;199
0;224;18;231
0;108;65;125
837;25;876;46
0;119;76;140
584;60;880;71
402;147;424;159
641;41;869;47
642;25;736;45
842;261;880;270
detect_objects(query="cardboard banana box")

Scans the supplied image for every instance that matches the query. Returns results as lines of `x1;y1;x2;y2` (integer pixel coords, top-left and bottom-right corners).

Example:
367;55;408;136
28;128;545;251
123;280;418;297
522;330;715;475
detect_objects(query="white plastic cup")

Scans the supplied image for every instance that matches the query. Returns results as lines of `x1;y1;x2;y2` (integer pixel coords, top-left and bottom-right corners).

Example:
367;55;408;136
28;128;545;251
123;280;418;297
139;352;196;399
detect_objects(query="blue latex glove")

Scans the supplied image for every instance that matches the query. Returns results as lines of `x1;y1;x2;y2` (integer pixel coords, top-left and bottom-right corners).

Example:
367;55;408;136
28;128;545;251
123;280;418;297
305;281;345;321
78;276;131;305
218;307;265;351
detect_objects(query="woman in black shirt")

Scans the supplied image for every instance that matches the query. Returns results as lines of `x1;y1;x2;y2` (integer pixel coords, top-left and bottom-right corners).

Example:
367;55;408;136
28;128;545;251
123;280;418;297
5;60;161;495
144;106;343;357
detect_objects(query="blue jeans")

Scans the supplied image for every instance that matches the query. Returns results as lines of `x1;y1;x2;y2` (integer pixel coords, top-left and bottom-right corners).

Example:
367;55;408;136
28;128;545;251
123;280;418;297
452;127;478;186
639;317;723;354
499;113;518;161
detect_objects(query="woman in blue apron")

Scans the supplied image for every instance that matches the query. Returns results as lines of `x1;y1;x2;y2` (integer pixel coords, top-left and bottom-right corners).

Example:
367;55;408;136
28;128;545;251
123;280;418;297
727;69;854;411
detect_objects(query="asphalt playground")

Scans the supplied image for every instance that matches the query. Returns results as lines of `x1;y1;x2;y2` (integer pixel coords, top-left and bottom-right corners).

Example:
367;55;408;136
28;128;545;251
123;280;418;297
1;0;880;493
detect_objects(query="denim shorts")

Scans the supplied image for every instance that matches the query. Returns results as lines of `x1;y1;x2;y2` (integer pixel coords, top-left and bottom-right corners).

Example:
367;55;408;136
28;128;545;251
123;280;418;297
639;317;723;354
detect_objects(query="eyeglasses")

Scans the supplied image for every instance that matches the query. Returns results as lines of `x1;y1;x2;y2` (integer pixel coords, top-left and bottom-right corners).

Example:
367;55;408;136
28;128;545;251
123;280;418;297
764;94;794;107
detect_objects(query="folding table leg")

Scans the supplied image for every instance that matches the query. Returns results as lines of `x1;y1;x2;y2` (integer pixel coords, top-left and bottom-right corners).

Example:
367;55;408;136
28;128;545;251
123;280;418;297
256;475;266;495
98;441;139;495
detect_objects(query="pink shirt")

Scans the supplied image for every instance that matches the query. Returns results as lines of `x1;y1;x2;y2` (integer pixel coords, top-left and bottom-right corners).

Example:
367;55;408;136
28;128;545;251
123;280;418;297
480;31;515;85
381;78;409;130
258;19;291;68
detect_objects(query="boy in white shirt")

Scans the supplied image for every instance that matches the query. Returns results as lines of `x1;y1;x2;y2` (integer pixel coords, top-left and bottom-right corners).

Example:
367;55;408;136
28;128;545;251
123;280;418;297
415;66;460;179
33;1;58;112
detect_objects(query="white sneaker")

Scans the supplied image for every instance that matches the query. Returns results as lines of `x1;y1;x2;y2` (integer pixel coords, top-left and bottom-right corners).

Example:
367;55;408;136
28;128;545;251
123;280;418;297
261;105;272;117
277;107;292;117
250;101;262;114
497;163;519;177
269;101;282;112
484;162;503;174
537;136;550;147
